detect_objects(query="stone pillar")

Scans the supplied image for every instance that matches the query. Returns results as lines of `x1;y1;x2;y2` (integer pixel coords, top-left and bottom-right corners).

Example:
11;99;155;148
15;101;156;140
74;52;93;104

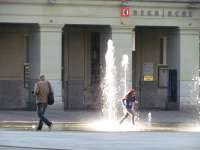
39;24;64;105
179;28;199;111
111;26;134;97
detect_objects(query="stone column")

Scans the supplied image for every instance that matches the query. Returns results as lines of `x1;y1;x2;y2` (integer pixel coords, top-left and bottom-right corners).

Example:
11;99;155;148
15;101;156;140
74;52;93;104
179;28;200;111
111;26;134;97
39;24;64;105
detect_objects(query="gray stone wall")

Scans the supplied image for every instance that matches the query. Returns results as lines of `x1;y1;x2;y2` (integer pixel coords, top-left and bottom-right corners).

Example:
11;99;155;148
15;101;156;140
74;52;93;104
63;80;85;110
0;80;35;110
140;81;168;109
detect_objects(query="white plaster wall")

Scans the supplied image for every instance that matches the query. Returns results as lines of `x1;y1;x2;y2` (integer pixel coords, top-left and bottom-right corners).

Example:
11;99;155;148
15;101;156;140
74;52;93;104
39;25;62;80
39;25;63;105
179;30;199;80
179;29;200;110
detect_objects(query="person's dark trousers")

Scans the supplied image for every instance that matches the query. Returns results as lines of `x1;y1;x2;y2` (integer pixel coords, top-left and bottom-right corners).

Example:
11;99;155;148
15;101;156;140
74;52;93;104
119;113;129;124
36;103;52;130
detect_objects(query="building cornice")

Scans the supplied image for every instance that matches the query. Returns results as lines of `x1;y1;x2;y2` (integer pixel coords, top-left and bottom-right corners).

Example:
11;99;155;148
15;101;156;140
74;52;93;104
0;0;199;27
0;0;197;9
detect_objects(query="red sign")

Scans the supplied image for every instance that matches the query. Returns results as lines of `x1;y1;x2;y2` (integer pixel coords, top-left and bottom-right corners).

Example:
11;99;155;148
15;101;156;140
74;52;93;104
121;6;130;17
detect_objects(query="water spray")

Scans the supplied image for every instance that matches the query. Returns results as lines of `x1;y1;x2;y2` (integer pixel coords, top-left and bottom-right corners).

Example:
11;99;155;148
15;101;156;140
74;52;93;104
192;68;200;121
103;39;117;121
148;112;152;123
121;54;129;96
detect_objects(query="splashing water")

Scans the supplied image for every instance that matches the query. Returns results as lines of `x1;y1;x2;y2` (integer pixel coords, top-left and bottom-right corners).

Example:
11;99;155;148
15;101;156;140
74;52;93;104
97;39;141;131
121;54;129;96
192;68;200;121
102;41;130;121
89;41;199;132
148;112;152;123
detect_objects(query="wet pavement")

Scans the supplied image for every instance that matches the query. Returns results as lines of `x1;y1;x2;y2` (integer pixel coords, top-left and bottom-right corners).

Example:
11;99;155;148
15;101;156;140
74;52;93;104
0;109;199;132
0;109;197;123
0;121;200;132
0;111;200;133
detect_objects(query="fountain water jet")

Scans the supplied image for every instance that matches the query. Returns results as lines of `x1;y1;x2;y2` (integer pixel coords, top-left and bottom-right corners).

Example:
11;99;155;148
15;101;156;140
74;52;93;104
121;54;129;96
102;39;117;121
148;112;152;125
102;41;130;122
90;39;141;131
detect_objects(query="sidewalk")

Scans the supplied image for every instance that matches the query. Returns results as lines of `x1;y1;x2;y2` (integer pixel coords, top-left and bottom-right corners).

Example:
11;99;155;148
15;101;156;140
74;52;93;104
0;109;198;124
0;110;199;149
0;99;199;133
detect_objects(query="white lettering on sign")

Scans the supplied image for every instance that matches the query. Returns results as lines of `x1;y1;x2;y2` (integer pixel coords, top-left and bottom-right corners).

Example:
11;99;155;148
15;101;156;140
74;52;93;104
132;8;192;17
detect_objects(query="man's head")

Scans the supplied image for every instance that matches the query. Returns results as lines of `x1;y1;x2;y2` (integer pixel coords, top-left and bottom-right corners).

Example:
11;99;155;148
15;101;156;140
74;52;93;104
39;74;45;81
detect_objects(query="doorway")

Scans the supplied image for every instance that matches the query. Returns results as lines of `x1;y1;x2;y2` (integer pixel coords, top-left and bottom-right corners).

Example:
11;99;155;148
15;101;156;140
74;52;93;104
62;25;109;110
134;26;179;110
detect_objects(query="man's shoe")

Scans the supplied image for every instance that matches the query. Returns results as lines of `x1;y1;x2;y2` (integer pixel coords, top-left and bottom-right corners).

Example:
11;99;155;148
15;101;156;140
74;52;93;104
36;126;42;131
48;122;53;131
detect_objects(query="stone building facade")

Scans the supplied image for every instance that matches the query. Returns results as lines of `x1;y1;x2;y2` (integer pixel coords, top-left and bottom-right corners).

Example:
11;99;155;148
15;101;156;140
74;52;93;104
0;0;199;111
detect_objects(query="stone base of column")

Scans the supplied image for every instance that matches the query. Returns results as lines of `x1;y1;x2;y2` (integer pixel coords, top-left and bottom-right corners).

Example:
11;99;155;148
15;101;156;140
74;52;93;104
180;81;198;113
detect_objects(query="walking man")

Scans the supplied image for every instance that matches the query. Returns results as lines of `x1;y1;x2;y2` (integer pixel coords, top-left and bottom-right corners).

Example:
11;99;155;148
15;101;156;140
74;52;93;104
34;74;53;131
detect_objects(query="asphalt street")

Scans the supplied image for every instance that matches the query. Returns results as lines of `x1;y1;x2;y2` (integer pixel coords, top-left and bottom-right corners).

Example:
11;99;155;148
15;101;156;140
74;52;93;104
0;131;200;150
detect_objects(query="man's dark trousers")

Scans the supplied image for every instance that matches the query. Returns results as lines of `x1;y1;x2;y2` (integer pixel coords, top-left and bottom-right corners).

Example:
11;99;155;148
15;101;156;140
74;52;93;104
37;103;52;130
